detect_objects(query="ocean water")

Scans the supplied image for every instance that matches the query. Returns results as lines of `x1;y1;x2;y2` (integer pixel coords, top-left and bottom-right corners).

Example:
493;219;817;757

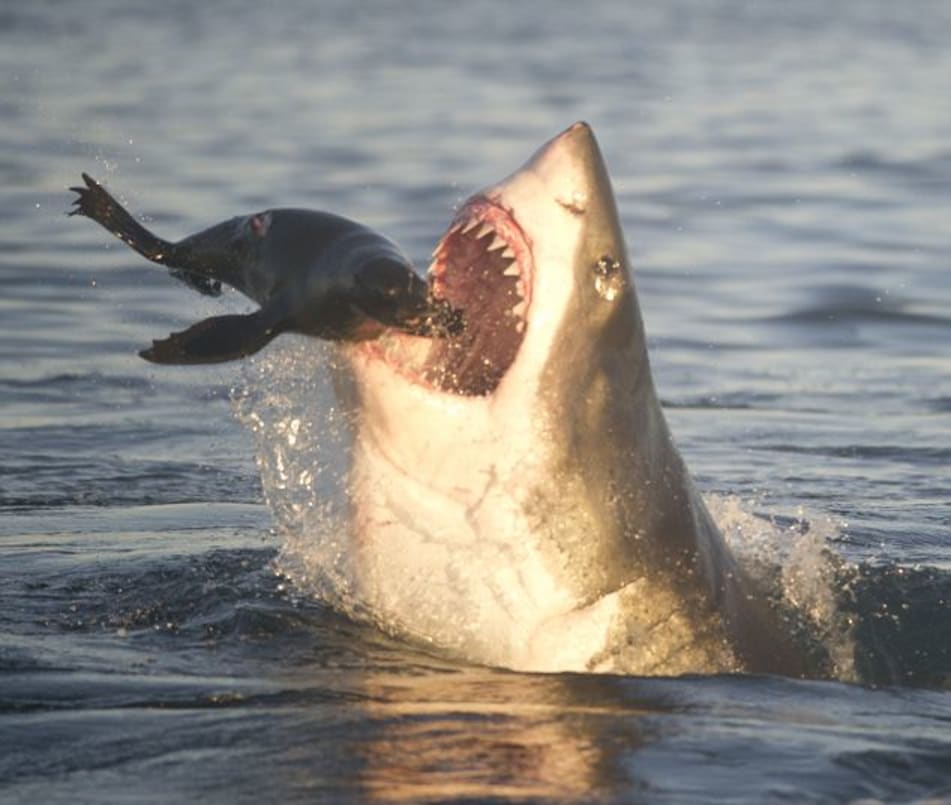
2;1;951;802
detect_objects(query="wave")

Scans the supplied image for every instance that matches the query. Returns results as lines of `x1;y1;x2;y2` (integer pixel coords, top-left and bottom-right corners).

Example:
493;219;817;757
765;284;951;328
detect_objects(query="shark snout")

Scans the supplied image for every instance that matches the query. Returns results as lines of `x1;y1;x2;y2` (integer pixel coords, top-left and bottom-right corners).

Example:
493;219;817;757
522;121;602;199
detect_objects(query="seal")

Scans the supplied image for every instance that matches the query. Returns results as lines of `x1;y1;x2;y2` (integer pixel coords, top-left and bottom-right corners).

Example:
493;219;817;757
69;174;461;363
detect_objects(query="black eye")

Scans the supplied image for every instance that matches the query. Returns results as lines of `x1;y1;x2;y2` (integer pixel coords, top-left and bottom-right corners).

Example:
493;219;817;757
593;254;624;301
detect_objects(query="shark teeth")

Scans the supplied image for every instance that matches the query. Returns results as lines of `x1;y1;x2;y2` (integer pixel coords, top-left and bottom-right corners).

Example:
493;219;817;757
428;208;530;338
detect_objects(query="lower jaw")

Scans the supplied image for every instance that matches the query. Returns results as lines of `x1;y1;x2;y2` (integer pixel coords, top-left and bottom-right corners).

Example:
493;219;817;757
354;326;520;398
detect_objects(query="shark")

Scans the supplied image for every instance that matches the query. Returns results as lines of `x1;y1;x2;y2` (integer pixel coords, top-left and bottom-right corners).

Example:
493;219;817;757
333;122;822;676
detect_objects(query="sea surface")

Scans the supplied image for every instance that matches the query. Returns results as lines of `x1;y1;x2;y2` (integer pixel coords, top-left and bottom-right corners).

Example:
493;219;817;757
2;1;950;802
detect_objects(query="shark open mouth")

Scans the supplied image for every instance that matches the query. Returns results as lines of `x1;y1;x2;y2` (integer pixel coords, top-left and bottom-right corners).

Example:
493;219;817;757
366;197;533;396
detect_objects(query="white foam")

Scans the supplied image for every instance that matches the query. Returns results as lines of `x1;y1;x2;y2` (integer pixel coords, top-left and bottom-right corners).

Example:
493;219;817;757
231;338;359;616
707;494;857;680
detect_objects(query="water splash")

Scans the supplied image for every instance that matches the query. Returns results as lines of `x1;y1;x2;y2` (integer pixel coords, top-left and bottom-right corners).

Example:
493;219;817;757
708;494;857;680
231;337;360;617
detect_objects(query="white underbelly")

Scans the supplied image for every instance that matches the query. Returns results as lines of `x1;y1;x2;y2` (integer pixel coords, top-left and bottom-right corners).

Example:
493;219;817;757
348;438;618;670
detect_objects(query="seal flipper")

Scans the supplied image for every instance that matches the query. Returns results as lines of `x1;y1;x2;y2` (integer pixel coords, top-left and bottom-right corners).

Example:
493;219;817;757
69;173;221;297
140;309;281;365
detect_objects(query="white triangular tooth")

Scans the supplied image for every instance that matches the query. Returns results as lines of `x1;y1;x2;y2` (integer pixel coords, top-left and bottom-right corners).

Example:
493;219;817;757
515;320;525;333
476;222;494;239
512;301;527;318
488;235;507;251
461;219;480;234
501;246;515;259
502;262;519;277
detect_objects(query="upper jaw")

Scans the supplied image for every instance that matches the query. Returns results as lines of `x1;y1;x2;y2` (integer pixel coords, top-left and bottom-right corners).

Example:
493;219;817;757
428;195;532;324
424;121;607;321
358;122;620;398
414;194;534;396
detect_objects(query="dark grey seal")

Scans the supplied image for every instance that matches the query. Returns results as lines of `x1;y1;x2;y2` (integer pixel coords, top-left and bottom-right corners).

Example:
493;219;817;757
69;173;460;364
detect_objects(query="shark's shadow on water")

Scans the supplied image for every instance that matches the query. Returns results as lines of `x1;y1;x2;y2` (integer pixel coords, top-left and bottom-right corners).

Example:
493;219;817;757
71;123;948;688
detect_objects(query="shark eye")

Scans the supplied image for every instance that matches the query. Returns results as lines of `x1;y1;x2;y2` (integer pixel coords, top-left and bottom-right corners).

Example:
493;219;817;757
594;255;624;301
249;213;270;238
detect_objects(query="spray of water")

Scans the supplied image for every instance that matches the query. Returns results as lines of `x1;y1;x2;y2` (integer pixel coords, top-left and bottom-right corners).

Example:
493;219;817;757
708;495;857;680
231;337;361;618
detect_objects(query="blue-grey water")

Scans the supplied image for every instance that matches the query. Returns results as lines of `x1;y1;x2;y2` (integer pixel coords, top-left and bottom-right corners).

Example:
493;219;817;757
3;1;951;802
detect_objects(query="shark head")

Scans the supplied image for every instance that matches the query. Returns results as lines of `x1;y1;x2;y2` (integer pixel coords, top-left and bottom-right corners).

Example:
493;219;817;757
353;121;651;406
346;122;660;453
335;122;746;673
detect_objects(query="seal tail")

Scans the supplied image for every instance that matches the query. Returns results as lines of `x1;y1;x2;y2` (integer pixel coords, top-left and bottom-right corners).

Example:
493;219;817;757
69;173;221;297
140;309;282;365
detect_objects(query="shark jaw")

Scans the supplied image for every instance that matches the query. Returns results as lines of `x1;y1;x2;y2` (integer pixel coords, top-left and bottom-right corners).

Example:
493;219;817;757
332;123;814;676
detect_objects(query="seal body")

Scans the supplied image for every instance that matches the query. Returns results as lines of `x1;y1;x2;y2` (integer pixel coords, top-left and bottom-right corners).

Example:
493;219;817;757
70;177;459;363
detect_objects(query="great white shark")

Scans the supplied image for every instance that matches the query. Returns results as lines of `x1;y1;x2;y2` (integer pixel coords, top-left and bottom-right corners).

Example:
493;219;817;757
71;122;825;677
335;123;823;676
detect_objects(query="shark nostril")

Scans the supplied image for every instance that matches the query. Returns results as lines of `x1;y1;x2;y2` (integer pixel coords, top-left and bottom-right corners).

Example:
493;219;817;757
557;190;588;215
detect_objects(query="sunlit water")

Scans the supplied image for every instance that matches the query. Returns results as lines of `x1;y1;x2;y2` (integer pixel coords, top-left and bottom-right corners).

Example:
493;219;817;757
2;1;950;802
